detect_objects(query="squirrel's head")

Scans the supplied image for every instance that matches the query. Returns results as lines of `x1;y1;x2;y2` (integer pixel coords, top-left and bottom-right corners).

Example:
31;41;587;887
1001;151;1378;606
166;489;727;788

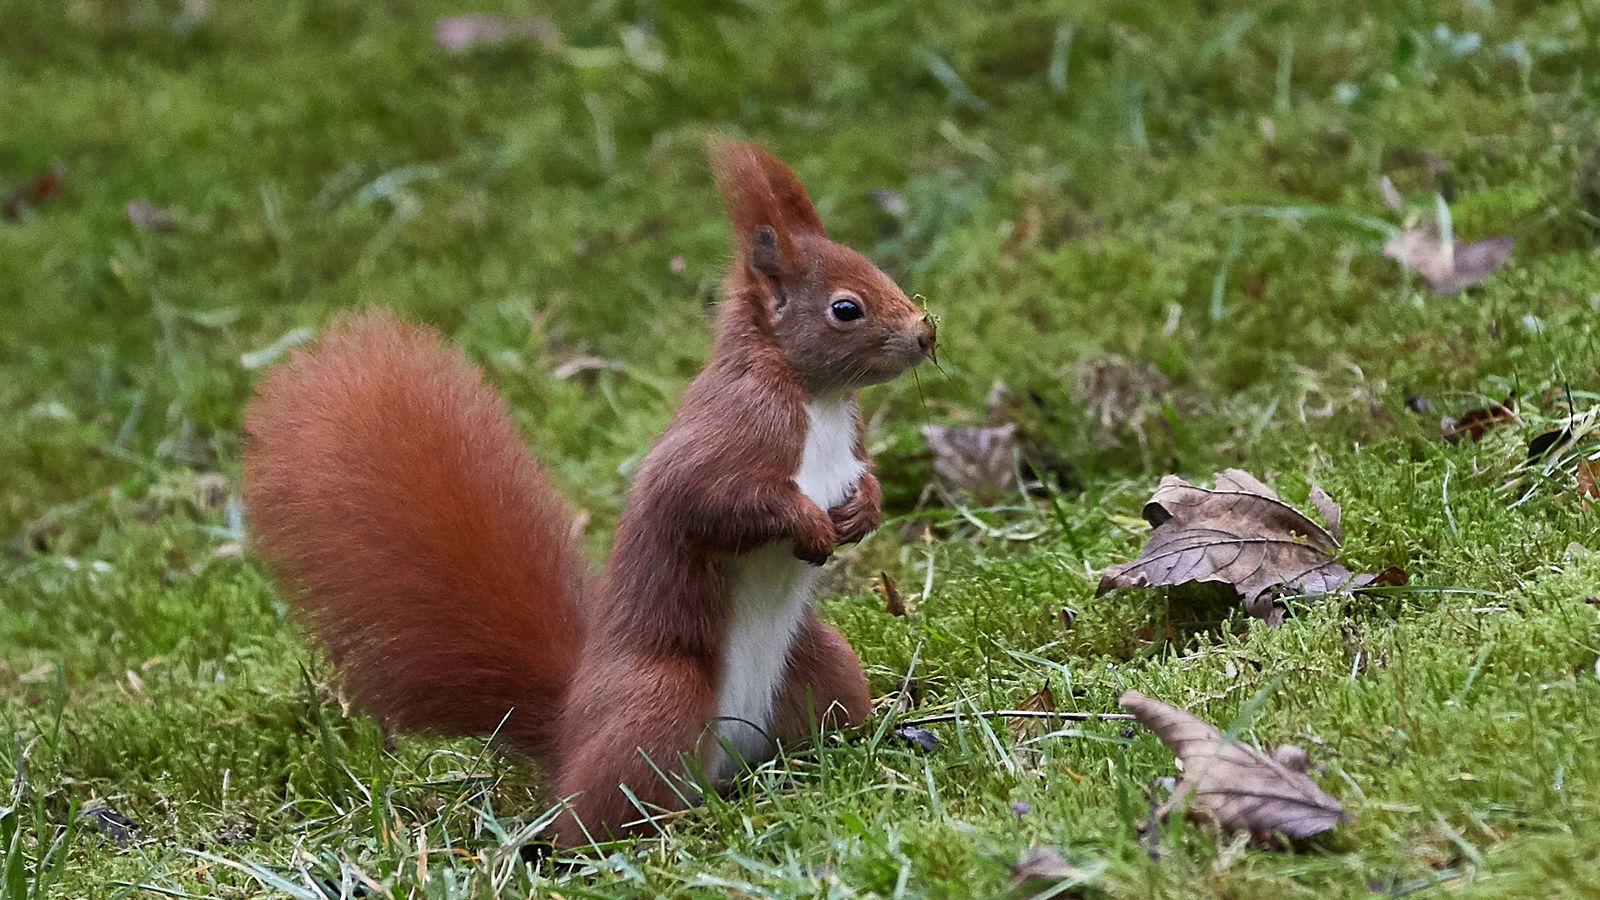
710;137;935;395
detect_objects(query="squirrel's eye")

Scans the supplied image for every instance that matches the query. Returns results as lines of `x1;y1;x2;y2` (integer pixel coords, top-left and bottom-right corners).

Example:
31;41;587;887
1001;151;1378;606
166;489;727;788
830;298;864;322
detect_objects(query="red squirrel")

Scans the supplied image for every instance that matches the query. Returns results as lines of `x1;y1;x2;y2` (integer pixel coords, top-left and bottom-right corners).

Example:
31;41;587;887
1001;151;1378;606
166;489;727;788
242;138;935;846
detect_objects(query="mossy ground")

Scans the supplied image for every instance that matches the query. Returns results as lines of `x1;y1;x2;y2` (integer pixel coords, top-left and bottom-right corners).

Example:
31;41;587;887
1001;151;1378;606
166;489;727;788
3;1;1600;897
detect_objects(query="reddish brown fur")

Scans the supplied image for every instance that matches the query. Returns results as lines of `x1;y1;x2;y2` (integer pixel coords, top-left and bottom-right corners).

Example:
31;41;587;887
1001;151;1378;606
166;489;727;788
242;314;588;760
243;138;934;848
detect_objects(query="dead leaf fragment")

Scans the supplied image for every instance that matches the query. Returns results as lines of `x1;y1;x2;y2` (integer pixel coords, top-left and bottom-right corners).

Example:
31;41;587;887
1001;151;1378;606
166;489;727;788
1578;459;1599;512
1009;683;1057;739
875;572;905;616
1097;470;1374;624
1306;484;1342;543
921;423;1019;505
79;805;141;846
1362;565;1408;587
1383;228;1512;294
1010;845;1097;886
1119;691;1345;844
1441;397;1515;443
893;725;940;753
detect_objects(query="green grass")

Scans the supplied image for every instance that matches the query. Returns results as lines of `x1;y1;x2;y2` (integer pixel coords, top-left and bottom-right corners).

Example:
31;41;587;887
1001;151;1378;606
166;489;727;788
4;0;1600;896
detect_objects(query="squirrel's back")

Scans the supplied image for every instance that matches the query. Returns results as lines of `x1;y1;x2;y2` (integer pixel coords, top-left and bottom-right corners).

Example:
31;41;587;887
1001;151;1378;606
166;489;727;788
242;311;588;760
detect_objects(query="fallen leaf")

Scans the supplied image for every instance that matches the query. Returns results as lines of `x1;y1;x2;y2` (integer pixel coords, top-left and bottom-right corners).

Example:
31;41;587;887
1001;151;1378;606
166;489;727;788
893;725;940;753
1383;228;1512;294
1441;398;1515;443
1362;565;1409;587
216;819;256;844
1009;845;1097;886
1098;470;1376;625
1010;683;1057;739
2;167;64;221
125;199;179;231
432;15;562;53
1578;459;1599;512
875;572;905;616
80;805;141;846
1119;691;1346;845
1306;484;1342;544
921;423;1019;505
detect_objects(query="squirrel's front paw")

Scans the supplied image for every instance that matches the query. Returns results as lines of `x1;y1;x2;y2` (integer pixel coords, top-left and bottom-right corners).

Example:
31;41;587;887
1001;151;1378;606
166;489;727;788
830;475;882;545
792;502;838;566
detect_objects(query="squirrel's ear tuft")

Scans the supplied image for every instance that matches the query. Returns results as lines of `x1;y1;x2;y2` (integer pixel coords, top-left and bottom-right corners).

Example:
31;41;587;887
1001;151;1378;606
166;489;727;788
708;137;825;278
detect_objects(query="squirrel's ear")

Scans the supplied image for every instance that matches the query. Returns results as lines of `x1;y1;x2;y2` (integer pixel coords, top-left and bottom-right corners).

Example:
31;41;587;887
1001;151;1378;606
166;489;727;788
709;137;825;286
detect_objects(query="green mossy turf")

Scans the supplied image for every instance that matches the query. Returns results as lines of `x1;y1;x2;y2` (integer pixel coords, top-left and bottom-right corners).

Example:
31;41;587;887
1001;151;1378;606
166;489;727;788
3;1;1599;896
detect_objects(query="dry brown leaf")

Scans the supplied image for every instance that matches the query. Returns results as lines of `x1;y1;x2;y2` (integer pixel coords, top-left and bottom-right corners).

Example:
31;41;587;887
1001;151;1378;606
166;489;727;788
1364;565;1408;587
875;572;905;617
1009;845;1096;886
1009;683;1057;739
1441;397;1516;443
1579;459;1599;512
1306;484;1342;544
1018;683;1055;714
893;725;939;753
1383;228;1512;294
1119;691;1346;845
921;423;1019;505
1097;469;1374;625
79;805;142;847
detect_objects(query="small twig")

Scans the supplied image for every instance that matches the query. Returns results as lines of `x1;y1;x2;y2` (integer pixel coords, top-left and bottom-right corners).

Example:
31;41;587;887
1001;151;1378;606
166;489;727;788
899;709;1135;727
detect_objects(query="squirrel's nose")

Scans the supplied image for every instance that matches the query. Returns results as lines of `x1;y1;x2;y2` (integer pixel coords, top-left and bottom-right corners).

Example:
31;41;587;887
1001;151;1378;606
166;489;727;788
916;316;936;359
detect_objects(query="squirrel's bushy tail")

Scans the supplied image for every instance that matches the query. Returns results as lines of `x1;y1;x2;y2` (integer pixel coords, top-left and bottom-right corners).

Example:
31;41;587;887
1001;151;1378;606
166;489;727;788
243;311;587;761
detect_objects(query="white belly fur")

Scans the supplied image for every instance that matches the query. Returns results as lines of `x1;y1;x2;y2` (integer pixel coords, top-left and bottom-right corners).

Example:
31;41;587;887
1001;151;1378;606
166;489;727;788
709;398;864;782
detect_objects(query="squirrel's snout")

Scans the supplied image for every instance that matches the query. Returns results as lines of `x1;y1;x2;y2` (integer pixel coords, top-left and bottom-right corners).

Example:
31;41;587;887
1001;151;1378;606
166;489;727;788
915;315;937;360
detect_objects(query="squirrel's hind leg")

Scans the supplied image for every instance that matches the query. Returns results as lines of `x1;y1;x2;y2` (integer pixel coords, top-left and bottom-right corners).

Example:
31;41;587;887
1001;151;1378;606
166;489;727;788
549;653;715;846
768;616;872;743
